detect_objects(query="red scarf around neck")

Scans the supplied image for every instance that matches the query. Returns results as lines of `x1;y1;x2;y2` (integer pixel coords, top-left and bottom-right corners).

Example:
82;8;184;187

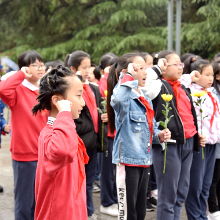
139;96;155;152
83;84;99;133
202;89;219;129
76;135;89;199
164;79;181;110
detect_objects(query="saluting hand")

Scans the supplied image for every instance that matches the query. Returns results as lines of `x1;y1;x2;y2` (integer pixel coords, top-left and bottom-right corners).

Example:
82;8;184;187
21;67;32;79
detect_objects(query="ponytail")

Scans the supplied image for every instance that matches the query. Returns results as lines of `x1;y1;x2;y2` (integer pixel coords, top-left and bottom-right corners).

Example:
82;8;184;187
32;65;75;115
212;60;220;95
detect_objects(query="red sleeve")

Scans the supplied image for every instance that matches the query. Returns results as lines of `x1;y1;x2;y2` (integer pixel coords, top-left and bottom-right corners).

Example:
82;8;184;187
43;111;78;176
0;70;25;108
120;74;134;84
97;72;108;98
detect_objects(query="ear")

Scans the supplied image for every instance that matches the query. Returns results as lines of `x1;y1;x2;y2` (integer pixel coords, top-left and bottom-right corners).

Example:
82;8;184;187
70;66;77;73
51;94;64;107
216;74;220;81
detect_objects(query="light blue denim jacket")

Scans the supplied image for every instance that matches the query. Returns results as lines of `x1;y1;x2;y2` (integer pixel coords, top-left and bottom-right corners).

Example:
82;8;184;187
213;87;220;159
110;74;161;166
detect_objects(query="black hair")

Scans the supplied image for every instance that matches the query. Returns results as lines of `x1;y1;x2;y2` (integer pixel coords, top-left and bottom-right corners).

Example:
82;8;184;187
180;53;195;63
212;59;220;95
214;52;220;61
64;50;90;70
107;52;141;133
152;50;177;66
183;56;210;75
91;64;101;81
45;60;64;71
32;65;75;115
140;52;152;61
18;50;43;69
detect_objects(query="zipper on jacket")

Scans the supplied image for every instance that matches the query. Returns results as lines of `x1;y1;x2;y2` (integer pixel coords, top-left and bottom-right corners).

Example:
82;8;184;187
118;141;122;165
163;83;186;144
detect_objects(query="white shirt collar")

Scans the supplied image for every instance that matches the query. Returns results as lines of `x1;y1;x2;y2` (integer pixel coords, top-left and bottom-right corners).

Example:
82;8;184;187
22;79;39;91
47;116;56;126
192;83;214;92
132;88;144;98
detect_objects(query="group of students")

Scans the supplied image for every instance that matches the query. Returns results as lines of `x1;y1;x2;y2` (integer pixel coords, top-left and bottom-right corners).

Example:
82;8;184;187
0;49;220;220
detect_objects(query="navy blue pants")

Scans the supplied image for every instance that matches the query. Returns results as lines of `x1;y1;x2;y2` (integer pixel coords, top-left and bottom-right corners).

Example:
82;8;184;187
185;144;216;220
152;137;194;220
100;137;117;207
12;160;37;220
85;149;97;216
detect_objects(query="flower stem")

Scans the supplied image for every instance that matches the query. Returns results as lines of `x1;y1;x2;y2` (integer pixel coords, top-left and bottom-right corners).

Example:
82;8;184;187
163;141;167;173
200;104;204;159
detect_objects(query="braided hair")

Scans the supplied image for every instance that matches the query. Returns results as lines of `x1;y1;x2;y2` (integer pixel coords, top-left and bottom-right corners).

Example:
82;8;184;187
32;65;75;115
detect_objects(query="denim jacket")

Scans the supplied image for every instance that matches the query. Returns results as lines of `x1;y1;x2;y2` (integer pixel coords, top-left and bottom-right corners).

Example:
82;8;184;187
110;74;161;166
0;99;7;147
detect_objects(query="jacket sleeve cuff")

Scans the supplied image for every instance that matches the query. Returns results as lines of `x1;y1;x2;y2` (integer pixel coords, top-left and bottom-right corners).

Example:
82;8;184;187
56;111;72;119
120;73;134;85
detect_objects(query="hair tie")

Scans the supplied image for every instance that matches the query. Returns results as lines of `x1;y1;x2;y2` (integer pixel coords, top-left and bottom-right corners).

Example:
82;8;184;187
190;57;196;64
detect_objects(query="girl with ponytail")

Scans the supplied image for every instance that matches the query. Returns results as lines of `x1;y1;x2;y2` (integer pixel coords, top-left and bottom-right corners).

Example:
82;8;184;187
33;65;88;220
65;50;105;220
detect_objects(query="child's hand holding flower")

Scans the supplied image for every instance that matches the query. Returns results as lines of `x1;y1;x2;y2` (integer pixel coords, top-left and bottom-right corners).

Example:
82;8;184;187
101;113;108;123
56;100;72;113
158;128;171;142
198;133;206;147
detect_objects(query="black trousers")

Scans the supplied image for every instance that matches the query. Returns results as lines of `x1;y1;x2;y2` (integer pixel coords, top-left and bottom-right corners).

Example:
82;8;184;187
208;159;220;213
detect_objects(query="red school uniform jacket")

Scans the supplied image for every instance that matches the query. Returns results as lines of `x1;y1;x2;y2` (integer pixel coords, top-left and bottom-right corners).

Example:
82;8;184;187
0;70;48;161
35;111;87;220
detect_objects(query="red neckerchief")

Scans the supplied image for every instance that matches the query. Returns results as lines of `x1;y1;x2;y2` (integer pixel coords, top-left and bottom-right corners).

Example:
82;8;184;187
83;84;99;133
76;135;89;199
33;90;48;116
202;89;219;129
139;96;155;152
164;79;181;111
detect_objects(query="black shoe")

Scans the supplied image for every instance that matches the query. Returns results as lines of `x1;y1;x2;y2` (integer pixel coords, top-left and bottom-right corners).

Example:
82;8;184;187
146;200;154;212
0;185;3;193
148;197;157;208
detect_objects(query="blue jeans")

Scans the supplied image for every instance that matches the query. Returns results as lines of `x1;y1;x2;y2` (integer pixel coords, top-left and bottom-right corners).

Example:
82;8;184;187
12;160;37;220
185;144;216;220
153;137;194;220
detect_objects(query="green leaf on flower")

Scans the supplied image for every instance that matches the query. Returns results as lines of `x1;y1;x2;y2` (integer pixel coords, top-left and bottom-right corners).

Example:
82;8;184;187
97;107;103;114
203;115;209;119
167;115;174;123
168;107;172;111
162;110;166;116
160;121;166;129
198;99;201;104
202;98;206;104
200;109;203;113
162;104;166;109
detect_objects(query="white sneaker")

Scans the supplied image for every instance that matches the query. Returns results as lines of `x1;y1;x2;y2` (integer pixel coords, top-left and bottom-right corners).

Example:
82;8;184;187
100;204;118;216
151;189;158;200
88;214;97;220
208;211;220;220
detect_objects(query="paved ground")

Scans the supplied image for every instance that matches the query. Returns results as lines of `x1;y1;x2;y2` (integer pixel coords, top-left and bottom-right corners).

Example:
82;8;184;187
0;134;188;220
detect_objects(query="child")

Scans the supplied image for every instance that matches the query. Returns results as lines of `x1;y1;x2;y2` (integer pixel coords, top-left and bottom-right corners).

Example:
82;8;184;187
0;51;48;220
65;50;104;220
181;57;220;220
144;51;206;220
96;53;118;216
88;64;101;86
140;52;153;68
207;59;220;220
32;65;88;220
109;52;171;220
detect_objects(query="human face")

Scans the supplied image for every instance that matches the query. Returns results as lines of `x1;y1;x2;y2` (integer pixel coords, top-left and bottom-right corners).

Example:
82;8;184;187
162;54;183;81
88;66;96;83
28;59;46;81
77;58;91;82
145;55;153;68
132;56;147;87
196;65;214;90
66;76;85;119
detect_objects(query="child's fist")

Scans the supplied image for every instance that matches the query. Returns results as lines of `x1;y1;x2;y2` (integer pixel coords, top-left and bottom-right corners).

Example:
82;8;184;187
158;128;171;142
127;63;137;77
190;71;200;83
198;133;206;147
157;58;168;72
21;67;32;78
4;124;11;133
104;66;111;74
101;113;108;123
56;100;72;112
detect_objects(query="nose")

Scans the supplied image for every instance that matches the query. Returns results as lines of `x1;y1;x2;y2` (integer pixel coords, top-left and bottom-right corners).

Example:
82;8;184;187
81;98;85;107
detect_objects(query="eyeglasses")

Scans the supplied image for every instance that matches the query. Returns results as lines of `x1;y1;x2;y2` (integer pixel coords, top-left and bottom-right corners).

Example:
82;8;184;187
135;66;148;71
30;64;46;70
167;63;185;69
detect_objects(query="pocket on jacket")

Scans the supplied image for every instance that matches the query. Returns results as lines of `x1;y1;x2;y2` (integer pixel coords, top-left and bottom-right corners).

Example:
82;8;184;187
130;112;146;133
